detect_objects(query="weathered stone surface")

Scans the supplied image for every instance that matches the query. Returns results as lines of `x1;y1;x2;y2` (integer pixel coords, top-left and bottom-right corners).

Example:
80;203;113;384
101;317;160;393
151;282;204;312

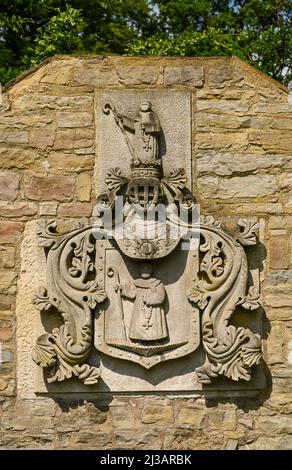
141;406;174;424
265;294;292;308
196;99;250;113
197;152;286;176
115;430;160;449
14;95;93;113
0;172;19;201
0;202;38;218
197;113;250;129
0;147;42;171
198;174;277;199
223;410;237;431
208;65;232;86
0;247;15;268
54;129;94;150
256;416;292;434
117;66;161;86
0;322;13;342
251;435;292;450
72;63;103;86
0;271;17;294
0;130;29;144
269;237;289;270
249;130;292;153
29;129;54;149
110;406;135;429
58;203;92;217
39;202;58;216
56;112;93;128
78;172;92;201
47;152;94;173
278;173;292;191
0;221;23;244
266;324;286;365
164;65;204;87
24;174;75;201
177;408;205;428
195;132;249;151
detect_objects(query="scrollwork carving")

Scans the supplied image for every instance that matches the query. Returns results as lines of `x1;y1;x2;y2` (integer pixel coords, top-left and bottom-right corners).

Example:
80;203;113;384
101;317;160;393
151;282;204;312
32;224;107;385
188;219;262;384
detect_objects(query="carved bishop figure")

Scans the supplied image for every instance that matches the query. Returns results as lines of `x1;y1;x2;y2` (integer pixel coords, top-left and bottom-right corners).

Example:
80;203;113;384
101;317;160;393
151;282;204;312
117;263;168;342
103;100;162;164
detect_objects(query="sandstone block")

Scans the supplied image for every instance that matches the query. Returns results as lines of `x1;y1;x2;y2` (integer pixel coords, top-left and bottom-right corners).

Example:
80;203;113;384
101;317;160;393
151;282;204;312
256;416;292;434
0;147;42;171
196;99;249;113
198;174;277;199
0;172;19;201
251;436;292;450
24;174;75;201
0;202;38;218
0;130;29;144
0;247;15;268
0;349;13;363
29;128;55;149
78;172;92;202
197;152;286;177
110;406;135;429
68;431;113;448
141;405;173;424
269;237;289;270
115;430;159;449
164;65;204;87
56;112;93;128
0;324;13;342
58;203;92;218
48;153;94;173
208;65;232;86
249;130;292;153
265;294;292;308
195;132;248;151
223;410;237;431
177;408;205;428
0;221;23;244
278;173;292;191
54;129;93;150
0;271;17;294
73;63;103;86
197;113;250;129
117;66;160;85
39;202;58;216
271;118;292;130
15;95;93;112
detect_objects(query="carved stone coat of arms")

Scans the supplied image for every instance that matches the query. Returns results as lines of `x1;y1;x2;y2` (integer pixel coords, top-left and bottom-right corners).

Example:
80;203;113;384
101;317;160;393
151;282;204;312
32;96;262;390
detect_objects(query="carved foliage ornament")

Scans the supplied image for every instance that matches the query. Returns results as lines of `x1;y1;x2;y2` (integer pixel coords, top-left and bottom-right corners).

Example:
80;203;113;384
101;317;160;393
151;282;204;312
32;99;262;386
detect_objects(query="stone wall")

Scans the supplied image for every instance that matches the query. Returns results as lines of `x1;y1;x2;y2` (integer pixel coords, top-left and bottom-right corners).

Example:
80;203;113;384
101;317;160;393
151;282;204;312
0;55;292;449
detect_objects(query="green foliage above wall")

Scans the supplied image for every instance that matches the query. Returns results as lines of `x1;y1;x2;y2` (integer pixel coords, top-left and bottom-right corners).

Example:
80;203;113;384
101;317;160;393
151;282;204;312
0;1;291;85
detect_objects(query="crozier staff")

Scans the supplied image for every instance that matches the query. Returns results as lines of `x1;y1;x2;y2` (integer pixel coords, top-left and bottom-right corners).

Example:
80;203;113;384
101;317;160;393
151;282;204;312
103;100;162;164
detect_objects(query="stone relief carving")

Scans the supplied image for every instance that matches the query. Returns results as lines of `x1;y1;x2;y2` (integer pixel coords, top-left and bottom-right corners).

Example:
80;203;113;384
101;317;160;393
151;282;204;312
32;99;262;387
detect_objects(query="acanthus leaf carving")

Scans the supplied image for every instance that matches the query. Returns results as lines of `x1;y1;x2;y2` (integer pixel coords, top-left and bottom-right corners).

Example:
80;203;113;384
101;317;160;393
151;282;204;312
32;223;107;385
188;218;262;384
235;219;259;246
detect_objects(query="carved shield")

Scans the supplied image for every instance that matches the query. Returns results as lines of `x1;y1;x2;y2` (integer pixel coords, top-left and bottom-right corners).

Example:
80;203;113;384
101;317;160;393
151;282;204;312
94;239;200;368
